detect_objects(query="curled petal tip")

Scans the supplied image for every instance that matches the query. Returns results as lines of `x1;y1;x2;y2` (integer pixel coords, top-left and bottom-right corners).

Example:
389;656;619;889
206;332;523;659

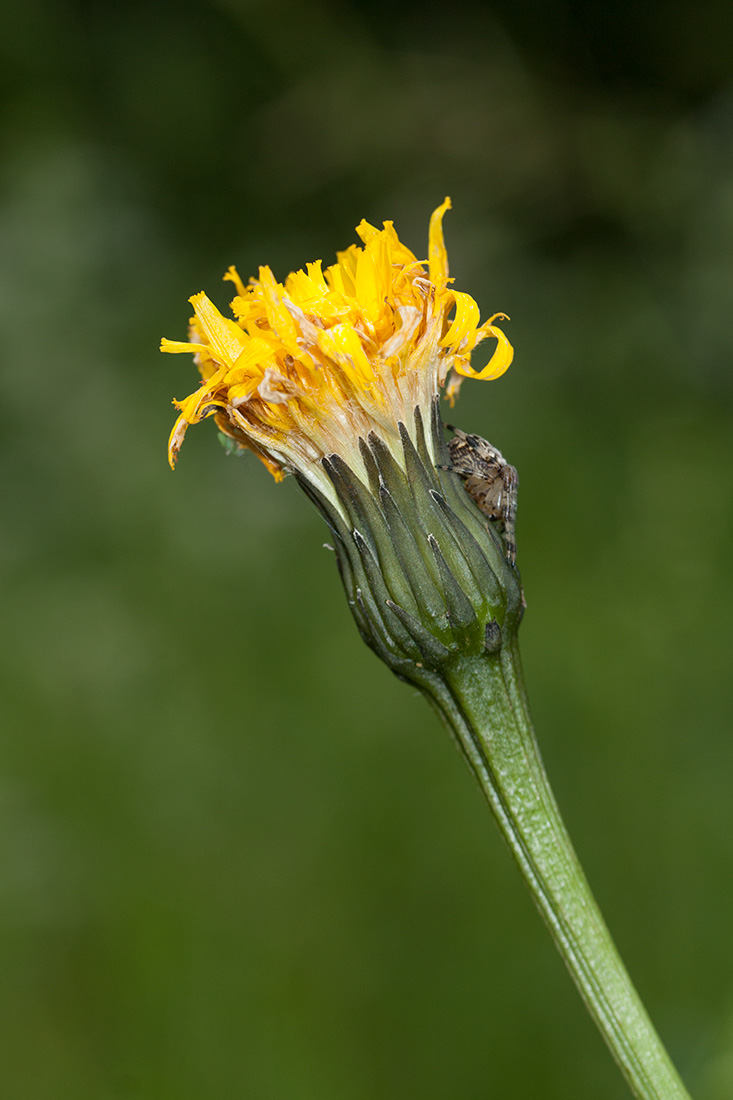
455;325;514;381
167;415;189;470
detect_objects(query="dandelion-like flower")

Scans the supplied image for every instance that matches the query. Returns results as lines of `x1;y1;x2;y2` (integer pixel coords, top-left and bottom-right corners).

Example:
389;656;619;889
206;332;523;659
162;198;512;511
163;199;520;678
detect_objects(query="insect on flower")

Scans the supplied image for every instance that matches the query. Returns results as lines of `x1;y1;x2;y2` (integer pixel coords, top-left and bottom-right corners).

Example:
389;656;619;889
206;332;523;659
442;426;518;565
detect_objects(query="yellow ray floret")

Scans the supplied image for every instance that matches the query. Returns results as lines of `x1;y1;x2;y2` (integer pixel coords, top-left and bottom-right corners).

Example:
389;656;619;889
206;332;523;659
162;199;513;481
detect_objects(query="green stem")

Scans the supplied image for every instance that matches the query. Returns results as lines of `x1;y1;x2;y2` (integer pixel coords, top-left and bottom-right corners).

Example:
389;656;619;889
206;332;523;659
423;641;691;1100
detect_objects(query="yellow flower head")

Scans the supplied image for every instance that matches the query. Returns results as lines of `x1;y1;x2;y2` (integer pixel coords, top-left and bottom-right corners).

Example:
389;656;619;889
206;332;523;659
162;198;512;506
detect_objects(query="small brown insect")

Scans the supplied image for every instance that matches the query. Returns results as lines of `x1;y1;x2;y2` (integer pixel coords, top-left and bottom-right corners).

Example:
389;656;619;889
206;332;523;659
441;426;518;565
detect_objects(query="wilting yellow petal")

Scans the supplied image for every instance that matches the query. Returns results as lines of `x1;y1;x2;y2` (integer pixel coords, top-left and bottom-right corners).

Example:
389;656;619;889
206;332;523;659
453;324;514;381
334;244;361;293
355;219;381;245
189;293;249;368
228;336;278;381
257;267;302;358
168;414;189;469
355;233;390;323
160;338;210;355
428;196;452;287
317;324;374;390
440;291;480;349
381;221;419;268
223;265;247;298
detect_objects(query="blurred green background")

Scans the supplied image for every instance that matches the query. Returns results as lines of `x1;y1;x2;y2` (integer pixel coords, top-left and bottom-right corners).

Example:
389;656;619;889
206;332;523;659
2;0;733;1097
